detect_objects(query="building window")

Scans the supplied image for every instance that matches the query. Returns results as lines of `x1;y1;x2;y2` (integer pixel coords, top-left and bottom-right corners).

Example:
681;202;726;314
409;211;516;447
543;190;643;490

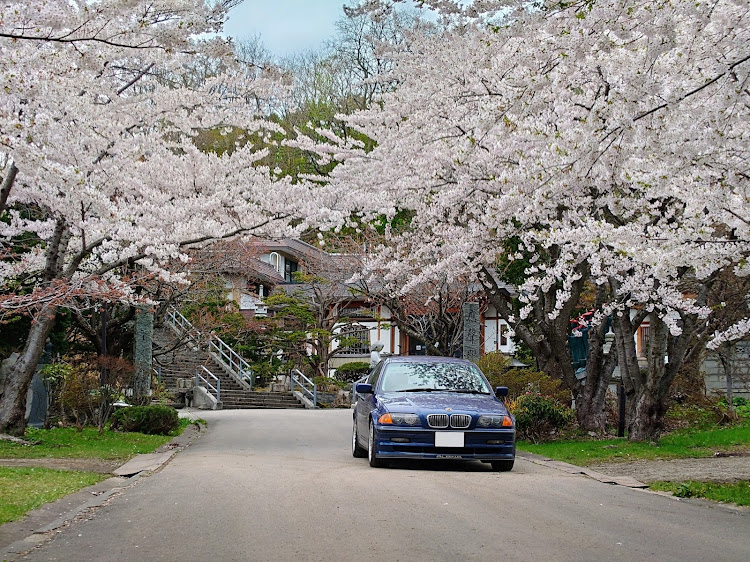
284;259;298;283
638;324;650;357
499;323;508;347
269;252;281;273
338;325;370;355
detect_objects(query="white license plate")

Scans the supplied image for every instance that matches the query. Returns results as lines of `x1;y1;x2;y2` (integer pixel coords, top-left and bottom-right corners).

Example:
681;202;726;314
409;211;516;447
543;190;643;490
435;432;464;447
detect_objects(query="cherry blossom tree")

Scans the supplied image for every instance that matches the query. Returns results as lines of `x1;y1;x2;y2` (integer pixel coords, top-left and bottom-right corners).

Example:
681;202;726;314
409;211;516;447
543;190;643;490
308;0;749;439
0;1;316;435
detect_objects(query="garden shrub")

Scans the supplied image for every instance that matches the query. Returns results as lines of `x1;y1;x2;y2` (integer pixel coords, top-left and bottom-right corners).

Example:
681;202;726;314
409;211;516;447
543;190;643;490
476;352;570;404
507;392;575;442
735;400;750;419
110;405;179;435
335;361;370;383
666;402;723;429
312;376;346;391
667;396;750;430
718;397;750;420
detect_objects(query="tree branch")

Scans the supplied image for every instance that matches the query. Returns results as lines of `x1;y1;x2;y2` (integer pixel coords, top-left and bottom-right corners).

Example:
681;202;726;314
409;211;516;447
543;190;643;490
633;54;750;122
0;162;18;215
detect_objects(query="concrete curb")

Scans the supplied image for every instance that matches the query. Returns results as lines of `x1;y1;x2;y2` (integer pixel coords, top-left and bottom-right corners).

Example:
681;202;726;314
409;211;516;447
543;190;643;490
516;450;649;488
0;418;204;561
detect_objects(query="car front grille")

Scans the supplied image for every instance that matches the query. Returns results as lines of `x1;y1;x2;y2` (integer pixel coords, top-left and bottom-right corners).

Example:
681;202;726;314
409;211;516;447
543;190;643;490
450;414;471;429
427;414;449;428
426;413;472;429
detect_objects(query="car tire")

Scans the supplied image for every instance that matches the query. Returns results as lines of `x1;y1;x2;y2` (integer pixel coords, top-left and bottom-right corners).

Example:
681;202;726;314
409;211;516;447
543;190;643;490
368;422;387;468
491;459;514;472
352;418;367;458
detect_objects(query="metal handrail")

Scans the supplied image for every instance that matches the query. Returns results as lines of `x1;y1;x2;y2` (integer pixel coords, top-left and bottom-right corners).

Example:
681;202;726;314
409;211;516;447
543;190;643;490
166;306;253;389
166;307;203;346
152;363;162;383
208;337;253;387
290;369;317;408
195;365;221;402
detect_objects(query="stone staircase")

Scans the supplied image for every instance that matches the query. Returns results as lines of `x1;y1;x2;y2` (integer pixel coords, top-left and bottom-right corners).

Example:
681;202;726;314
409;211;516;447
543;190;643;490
152;327;211;389
152;324;305;410
220;390;304;409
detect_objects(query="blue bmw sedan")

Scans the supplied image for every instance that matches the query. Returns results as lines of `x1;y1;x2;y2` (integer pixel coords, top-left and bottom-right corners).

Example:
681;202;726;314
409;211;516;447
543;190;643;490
352;356;516;471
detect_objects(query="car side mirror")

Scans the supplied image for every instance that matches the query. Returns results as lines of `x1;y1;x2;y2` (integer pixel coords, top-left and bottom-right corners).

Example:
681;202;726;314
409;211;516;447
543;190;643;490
356;383;374;394
495;386;509;398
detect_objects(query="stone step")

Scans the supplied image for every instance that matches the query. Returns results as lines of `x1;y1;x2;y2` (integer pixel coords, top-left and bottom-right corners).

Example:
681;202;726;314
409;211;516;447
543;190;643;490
221;391;296;398
220;393;301;401
222;402;304;410
221;394;300;407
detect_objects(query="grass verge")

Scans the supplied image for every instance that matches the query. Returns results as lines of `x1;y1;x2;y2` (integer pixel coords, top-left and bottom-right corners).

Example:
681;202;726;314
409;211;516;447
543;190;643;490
517;420;750;466
0;426;181;461
0;467;108;524
0;419;197;526
649;480;750;507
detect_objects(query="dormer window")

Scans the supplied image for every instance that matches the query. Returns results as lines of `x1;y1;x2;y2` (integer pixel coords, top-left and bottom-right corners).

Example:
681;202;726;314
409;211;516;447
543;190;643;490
269;252;281;273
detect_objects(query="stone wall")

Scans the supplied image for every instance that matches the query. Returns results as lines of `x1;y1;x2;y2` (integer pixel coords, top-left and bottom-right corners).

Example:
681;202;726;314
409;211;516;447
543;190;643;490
703;342;750;400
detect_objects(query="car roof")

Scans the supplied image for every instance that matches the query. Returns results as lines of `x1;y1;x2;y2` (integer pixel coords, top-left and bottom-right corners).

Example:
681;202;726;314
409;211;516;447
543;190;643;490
382;356;476;366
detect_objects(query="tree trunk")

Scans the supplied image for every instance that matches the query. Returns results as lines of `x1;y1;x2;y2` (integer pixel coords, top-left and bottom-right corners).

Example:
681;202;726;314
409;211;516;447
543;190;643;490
0;218;68;436
621;312;697;442
483;265;610;432
627;384;671;442
576;320;616;433
718;345;735;416
0;305;58;436
0;161;18;214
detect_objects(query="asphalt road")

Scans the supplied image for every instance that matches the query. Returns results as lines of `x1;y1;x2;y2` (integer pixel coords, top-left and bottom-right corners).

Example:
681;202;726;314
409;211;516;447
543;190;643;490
19;409;750;561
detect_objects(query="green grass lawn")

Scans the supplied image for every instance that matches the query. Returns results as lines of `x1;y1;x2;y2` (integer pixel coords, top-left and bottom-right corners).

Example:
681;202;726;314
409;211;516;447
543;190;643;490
0;421;193;525
0;426;177;461
0;467;108;524
649;480;750;507
517;420;750;466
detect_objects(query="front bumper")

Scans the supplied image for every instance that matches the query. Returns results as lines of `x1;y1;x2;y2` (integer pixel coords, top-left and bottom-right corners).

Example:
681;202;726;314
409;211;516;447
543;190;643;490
373;425;516;460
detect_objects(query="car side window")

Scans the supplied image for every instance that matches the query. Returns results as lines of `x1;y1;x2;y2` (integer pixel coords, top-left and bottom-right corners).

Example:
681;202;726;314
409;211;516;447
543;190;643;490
367;363;383;388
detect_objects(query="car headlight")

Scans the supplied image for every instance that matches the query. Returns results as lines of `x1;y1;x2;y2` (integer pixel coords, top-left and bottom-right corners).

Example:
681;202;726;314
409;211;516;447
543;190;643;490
378;413;421;426
477;415;513;428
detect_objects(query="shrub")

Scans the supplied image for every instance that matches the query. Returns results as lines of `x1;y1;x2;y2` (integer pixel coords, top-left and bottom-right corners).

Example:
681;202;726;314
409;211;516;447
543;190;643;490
335;361;370;383
666;403;725;429
110;405;179;435
507;392;575;442
737;403;750;419
312;376;347;391
718;397;750;421
476;352;570;404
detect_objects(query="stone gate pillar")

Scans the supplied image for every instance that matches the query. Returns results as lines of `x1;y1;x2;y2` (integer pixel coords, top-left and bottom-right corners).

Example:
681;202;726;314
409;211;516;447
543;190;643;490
133;306;154;403
462;302;480;362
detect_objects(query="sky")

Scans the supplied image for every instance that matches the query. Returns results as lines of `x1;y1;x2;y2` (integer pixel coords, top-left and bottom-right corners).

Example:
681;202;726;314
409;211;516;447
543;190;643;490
223;1;350;58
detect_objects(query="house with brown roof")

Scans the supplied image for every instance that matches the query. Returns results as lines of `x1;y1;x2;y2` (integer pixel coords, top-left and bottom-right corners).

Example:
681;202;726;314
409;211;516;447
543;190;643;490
221;238;517;375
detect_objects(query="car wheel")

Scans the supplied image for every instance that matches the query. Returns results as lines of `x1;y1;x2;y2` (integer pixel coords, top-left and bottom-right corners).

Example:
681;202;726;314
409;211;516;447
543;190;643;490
368;421;387;468
352;418;367;458
491;459;514;472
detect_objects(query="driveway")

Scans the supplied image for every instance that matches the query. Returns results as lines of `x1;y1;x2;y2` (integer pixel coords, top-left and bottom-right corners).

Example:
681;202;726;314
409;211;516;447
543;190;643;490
13;409;750;561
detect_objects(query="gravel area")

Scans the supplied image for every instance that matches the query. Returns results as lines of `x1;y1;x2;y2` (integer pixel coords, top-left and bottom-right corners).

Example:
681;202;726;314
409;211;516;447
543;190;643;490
588;454;750;483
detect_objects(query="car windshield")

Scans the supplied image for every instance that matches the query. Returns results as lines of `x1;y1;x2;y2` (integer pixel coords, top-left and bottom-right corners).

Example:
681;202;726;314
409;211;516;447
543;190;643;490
380;362;491;394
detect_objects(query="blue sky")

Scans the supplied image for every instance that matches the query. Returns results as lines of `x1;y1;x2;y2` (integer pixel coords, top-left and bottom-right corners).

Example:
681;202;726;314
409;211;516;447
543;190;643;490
223;1;349;58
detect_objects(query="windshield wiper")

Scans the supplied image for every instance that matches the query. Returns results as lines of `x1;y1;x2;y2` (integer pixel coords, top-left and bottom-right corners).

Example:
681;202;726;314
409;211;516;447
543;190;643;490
399;388;439;392
449;389;490;394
